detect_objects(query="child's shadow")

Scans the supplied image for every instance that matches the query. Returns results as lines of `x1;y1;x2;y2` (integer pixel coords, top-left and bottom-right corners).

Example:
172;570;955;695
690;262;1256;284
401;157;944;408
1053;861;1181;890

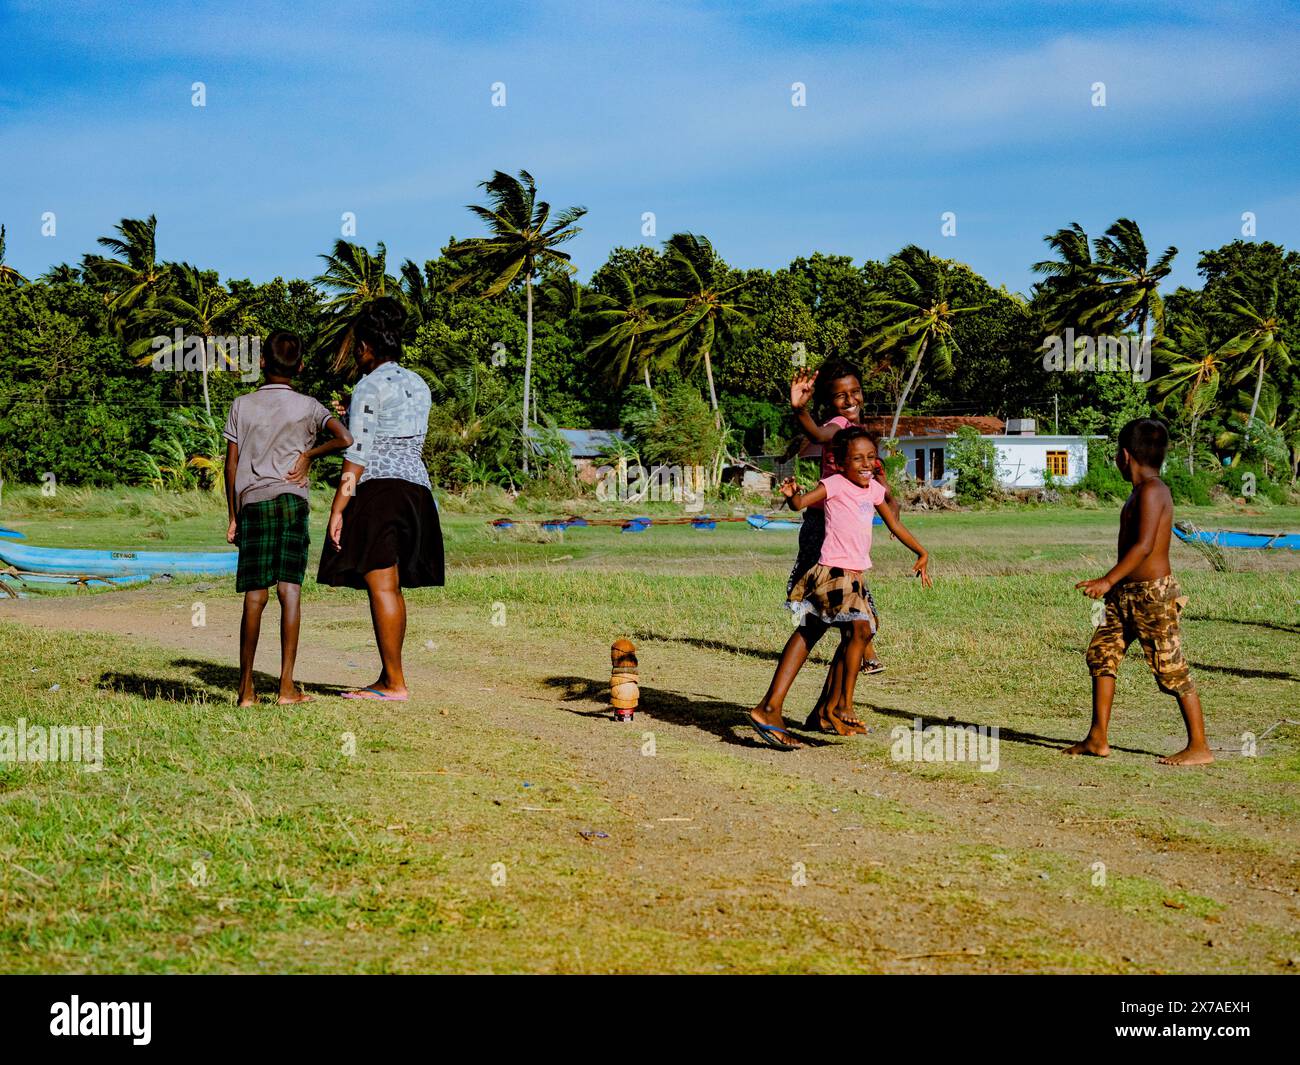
861;702;1162;757
101;657;350;703
172;658;350;696
542;675;837;749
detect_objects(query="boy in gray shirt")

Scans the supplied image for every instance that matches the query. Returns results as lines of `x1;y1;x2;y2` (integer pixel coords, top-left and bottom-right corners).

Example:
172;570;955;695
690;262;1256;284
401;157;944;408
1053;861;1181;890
223;331;352;706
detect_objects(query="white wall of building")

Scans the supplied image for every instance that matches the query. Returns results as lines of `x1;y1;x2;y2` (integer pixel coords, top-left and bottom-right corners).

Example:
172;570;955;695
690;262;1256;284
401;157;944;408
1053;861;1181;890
991;436;1090;487
895;435;1093;489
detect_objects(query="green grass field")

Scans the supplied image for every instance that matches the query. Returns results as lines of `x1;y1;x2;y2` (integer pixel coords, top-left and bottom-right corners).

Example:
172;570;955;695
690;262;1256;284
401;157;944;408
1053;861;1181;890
0;488;1297;973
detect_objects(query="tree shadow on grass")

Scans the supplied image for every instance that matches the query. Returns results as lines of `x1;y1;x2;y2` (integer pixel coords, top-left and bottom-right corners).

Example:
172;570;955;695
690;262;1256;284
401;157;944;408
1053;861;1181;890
100;671;224;704
541;675;838;749
101;657;350;704
630;632;836;666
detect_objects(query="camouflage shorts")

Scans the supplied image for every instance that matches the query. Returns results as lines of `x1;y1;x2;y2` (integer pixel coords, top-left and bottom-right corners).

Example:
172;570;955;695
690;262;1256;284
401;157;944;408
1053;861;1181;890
1085;574;1196;696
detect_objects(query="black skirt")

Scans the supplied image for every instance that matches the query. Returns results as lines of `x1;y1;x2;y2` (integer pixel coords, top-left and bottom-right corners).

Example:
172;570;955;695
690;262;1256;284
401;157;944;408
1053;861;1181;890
317;478;445;589
786;506;825;595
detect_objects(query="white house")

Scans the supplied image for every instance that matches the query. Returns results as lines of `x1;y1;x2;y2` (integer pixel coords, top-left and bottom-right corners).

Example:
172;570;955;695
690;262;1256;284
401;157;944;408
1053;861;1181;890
886;417;1096;489
804;416;1098;489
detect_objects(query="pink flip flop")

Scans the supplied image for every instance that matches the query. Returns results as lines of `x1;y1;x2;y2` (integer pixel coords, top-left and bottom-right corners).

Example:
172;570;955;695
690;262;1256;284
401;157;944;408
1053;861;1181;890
340;687;409;702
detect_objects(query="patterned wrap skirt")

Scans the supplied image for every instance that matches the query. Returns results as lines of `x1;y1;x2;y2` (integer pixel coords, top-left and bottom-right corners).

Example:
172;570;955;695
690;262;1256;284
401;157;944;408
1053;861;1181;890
787;562;879;629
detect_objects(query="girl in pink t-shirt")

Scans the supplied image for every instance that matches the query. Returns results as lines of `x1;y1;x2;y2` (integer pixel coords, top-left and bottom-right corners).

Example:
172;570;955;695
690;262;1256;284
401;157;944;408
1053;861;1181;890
789;364;900;678
748;428;931;748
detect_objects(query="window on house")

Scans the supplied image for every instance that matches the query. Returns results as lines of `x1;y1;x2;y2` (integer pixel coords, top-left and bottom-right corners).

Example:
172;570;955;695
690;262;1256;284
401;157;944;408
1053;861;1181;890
914;448;926;481
1046;451;1069;477
929;448;945;482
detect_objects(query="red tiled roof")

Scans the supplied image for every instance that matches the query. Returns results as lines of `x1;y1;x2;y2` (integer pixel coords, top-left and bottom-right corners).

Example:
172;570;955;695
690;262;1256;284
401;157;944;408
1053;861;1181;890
859;415;1005;437
797;415;1006;457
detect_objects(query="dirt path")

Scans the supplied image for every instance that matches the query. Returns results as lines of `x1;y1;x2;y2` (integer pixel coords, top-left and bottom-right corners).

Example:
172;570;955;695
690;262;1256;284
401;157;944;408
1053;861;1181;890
3;587;1297;973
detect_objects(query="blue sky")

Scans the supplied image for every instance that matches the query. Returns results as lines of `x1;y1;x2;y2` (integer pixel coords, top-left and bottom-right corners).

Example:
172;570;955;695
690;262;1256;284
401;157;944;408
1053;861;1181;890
2;0;1298;294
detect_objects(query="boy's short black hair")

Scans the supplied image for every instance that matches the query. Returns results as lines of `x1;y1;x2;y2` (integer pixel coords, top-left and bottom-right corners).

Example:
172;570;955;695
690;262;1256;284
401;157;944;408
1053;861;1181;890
264;330;303;377
830;425;873;467
1118;417;1169;467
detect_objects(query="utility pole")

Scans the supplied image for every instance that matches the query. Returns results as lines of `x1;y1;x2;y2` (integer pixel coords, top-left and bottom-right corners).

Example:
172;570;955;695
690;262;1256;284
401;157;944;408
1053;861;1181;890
1054;394;1059;435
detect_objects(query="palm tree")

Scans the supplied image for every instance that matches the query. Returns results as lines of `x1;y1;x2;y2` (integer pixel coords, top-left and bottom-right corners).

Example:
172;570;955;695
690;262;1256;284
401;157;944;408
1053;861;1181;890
428;362;521;489
1033;219;1175;346
0;226;27;287
642;233;753;426
81;215;170;333
1031;222;1094;332
313;239;400;369
538;271;585;319
445;170;586;473
1153;312;1227;472
38;263;80;285
130;263;241;418
1219;274;1291;447
1088;218;1177;342
858;245;984;441
583;269;661;399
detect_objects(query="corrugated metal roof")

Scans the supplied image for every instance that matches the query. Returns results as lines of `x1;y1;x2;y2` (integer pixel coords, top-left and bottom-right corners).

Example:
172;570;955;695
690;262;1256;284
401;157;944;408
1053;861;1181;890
526;427;626;458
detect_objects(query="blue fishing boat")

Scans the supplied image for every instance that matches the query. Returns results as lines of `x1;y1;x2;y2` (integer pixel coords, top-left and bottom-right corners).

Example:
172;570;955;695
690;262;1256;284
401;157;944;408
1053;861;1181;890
0;539;237;577
746;514;801;531
1173;524;1300;551
745;513;884;531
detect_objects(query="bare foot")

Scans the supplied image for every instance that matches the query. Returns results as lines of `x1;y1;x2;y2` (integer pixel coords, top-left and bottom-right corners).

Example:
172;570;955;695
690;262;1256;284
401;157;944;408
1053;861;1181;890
832;707;868;735
802;703;864;735
1062;738;1110;757
804;708;850;735
1158;745;1214;766
237;688;256;708
277;688;313;705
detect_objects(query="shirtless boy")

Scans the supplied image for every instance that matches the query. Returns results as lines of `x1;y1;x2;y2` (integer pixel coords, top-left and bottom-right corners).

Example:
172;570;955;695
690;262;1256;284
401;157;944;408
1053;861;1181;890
1067;418;1213;766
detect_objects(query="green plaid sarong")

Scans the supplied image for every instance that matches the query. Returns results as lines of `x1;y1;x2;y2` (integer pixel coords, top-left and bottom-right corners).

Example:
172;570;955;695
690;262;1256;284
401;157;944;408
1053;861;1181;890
236;493;310;591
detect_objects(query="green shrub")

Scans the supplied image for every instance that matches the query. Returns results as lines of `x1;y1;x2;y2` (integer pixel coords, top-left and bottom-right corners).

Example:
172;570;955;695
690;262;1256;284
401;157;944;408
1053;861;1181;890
1161;461;1215;506
621;384;723;467
948;426;998;504
1074;438;1129;500
1221;462;1287;504
878;442;909;487
1238;419;1289;481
